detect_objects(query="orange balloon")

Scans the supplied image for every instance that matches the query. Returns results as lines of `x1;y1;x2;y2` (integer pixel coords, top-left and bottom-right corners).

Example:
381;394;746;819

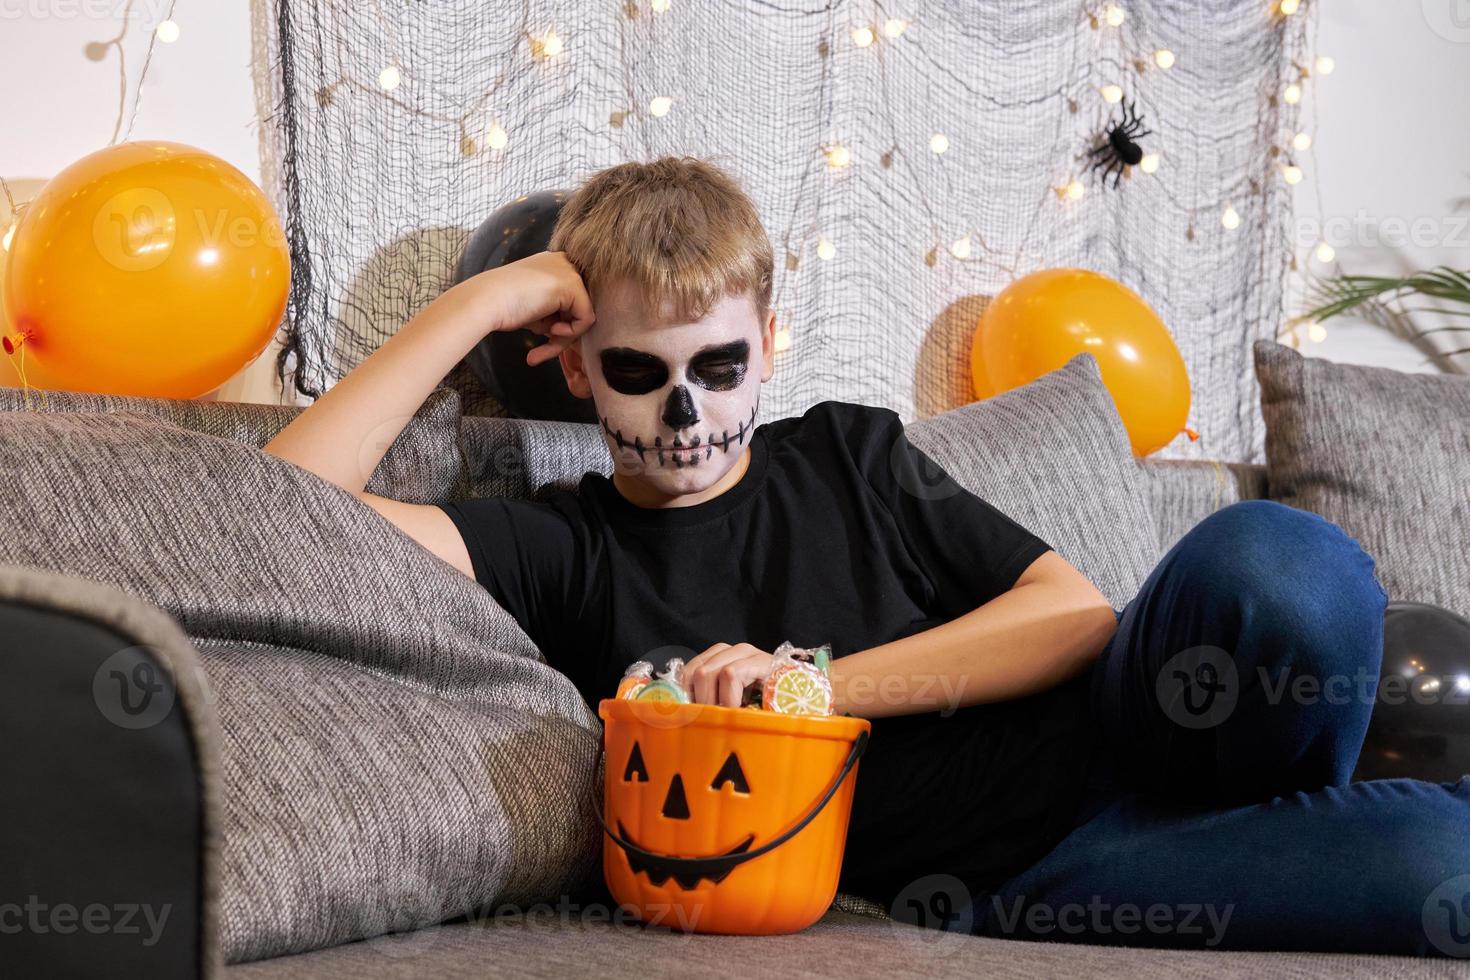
971;268;1190;456
3;142;289;398
0;178;55;392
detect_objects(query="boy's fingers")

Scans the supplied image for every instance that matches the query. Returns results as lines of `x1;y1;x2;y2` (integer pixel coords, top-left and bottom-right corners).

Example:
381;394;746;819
566;287;596;332
687;645;742;704
525;337;566;367
691;647;768;706
718;655;766;708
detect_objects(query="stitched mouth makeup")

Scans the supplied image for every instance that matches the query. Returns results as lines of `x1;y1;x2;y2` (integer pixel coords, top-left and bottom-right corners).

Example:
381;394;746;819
600;401;758;469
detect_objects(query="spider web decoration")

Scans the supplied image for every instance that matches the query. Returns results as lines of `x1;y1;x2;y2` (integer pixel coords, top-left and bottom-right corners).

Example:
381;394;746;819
260;0;1311;462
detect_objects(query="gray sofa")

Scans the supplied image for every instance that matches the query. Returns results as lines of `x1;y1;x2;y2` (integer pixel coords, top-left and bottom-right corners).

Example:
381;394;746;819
0;353;1458;979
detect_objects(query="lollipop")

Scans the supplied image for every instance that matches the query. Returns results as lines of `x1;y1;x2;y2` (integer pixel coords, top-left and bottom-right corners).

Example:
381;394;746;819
616;661;654;700
634;657;691;703
761;642;834;716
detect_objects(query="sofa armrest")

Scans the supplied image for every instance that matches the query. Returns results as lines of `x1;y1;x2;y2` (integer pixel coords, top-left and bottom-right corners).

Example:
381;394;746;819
0;564;220;979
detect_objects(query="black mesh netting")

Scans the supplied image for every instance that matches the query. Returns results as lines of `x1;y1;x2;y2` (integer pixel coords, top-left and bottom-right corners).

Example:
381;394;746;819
263;0;1310;461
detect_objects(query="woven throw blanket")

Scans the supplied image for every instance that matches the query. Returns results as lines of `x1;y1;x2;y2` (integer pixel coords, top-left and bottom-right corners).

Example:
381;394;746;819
0;410;601;962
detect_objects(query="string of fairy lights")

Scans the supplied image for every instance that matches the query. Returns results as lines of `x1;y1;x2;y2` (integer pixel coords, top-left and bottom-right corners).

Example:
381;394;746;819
344;0;1334;349
2;1;1340;358
0;4;182;251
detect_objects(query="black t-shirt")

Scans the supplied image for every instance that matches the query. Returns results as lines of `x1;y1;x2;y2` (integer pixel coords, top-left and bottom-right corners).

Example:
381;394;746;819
438;399;1099;905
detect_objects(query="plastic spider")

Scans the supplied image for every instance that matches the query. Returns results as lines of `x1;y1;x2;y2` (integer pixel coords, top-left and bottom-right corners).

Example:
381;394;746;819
1088;99;1152;188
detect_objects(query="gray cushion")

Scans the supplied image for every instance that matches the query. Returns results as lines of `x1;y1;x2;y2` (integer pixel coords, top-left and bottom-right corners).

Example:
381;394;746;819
905;353;1163;610
1255;340;1470;616
1136;459;1269;551
0;410;599;962
459;415;611;500
0;384;464;504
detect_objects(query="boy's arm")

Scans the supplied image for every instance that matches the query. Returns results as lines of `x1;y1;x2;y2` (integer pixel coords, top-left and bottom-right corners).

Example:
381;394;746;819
827;550;1117;718
262;251;596;577
684;552;1115;715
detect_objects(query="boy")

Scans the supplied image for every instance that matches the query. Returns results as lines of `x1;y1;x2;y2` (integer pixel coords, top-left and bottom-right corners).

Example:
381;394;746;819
266;157;1469;955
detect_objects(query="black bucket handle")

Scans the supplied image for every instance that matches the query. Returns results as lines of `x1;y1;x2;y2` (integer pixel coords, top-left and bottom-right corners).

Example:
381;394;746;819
597;728;869;882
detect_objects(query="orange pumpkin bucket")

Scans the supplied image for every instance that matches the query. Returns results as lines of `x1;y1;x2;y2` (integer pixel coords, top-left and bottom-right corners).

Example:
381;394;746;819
598;698;871;935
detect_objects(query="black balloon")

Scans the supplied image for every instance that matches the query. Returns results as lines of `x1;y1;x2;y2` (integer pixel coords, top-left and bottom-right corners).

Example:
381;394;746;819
455;189;596;423
1355;601;1470;783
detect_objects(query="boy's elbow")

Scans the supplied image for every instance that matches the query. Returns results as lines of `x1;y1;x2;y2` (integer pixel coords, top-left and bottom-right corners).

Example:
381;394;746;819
1043;560;1118;663
1071;589;1118;668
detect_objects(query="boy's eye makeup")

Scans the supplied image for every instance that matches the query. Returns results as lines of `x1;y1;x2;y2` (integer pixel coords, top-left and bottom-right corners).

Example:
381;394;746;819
688;340;750;391
600;348;669;395
600;339;751;395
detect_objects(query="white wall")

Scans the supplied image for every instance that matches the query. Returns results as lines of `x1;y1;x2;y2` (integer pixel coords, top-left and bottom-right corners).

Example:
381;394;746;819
0;0;272;400
1292;1;1470;373
2;0;1466;402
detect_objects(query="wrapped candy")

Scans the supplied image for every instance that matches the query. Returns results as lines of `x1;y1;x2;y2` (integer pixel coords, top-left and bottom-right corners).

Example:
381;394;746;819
634;657;691;703
761;641;834;716
612;647;836;714
616;661;654;700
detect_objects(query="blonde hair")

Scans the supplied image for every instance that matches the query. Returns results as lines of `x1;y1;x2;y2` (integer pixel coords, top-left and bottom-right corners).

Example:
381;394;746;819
548;156;773;324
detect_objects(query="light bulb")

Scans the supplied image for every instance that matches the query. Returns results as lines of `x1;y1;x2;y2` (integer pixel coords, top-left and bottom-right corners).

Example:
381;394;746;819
1139;153;1160;174
826;145;851;169
651;0;671;11
1064;179;1085;201
1283;165;1303;185
1315;242;1336;263
1315;55;1335;76
1283;83;1302;105
649;96;673;117
1101;84;1124;104
155;19;180;43
1292;132;1312;151
530;30;564;59
1307;321;1327;343
883;18;909;38
1153;49;1175;70
816;237;835;260
1221;205;1241;230
950;236;972;259
377;65;402;91
1103;3;1126;27
774;326;792;352
1279;0;1300;15
929;133;950;154
851;25;875;47
485;122;508;150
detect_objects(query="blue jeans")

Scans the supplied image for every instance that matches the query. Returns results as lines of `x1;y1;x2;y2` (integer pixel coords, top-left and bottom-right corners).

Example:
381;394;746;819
970;500;1470;956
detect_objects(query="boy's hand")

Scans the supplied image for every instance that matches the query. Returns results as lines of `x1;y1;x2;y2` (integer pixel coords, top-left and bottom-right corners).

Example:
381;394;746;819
685;642;777;708
476;250;597;367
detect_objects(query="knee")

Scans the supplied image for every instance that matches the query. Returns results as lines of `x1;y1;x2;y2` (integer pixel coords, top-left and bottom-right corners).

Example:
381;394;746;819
1169;501;1387;668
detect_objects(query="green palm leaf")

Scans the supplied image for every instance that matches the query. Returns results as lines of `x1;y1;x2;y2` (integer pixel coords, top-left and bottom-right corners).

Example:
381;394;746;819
1303;266;1470;373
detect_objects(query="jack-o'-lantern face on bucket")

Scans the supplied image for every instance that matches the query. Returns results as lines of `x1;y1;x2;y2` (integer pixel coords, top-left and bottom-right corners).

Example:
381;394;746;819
616;740;756;889
599;699;871;936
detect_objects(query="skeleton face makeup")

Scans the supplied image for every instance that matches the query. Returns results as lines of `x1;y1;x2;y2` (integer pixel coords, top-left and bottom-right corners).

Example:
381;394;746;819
577;281;770;501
